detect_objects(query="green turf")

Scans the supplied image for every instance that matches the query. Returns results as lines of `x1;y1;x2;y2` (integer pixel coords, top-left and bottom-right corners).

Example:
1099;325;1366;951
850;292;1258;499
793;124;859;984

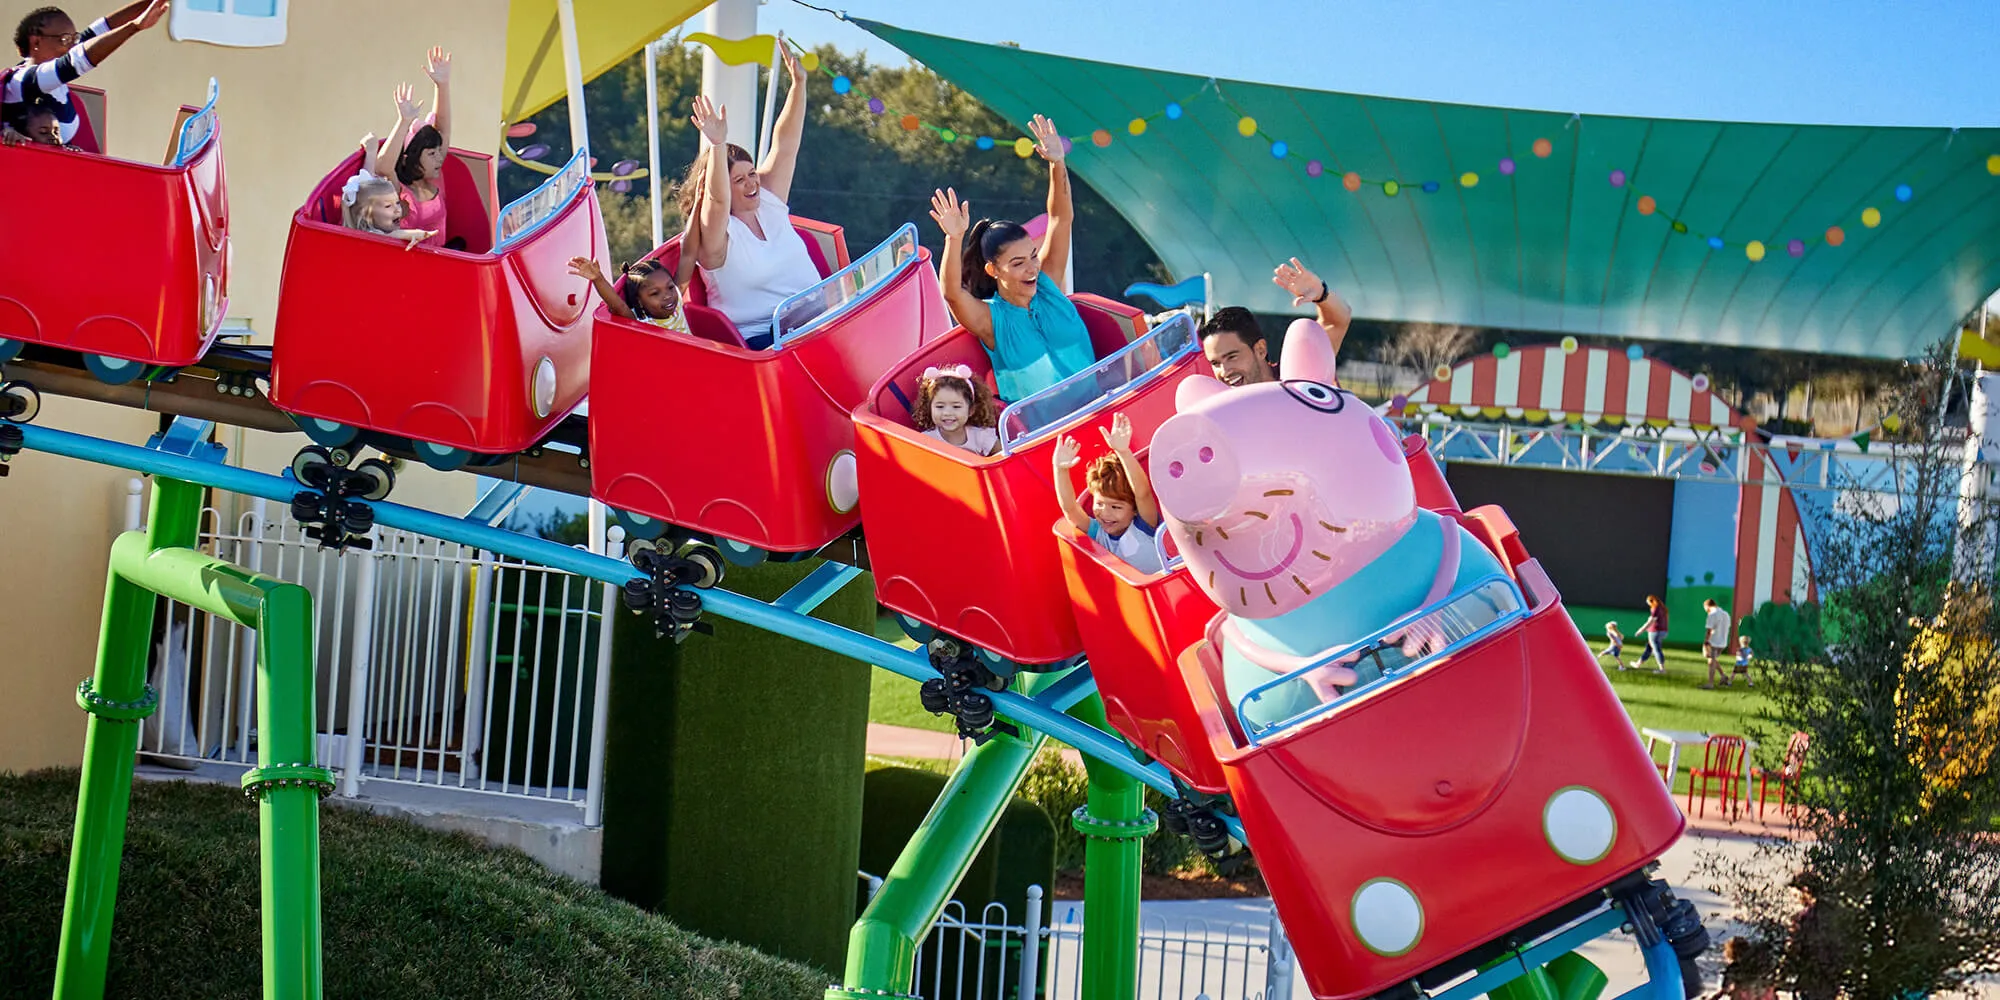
0;770;826;1000
1597;646;1780;797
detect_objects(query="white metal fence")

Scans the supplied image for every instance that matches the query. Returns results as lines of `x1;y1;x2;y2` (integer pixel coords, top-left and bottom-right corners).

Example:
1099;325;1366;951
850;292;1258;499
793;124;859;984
863;875;1298;1000
131;483;617;824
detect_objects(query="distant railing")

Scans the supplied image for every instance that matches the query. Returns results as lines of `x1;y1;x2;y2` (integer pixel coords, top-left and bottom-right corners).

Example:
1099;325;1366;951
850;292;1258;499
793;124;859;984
859;873;1296;1000
133;484;618;825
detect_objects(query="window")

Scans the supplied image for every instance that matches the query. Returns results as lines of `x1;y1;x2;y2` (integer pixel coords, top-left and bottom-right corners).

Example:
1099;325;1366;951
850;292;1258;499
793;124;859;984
169;0;287;48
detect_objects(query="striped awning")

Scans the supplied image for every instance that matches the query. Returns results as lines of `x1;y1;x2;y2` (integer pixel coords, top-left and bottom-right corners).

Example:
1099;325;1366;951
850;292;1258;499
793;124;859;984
1401;345;1738;430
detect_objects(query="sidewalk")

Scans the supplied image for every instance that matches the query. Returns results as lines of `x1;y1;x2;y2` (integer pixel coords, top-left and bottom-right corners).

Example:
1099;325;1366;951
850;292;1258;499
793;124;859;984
867;722;1084;767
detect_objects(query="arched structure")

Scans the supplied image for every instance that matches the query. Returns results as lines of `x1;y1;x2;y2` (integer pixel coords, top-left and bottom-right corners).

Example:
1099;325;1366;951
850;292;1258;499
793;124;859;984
1402;344;1813;634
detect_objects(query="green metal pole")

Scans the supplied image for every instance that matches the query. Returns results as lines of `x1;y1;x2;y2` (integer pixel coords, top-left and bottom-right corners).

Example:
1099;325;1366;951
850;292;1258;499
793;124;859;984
52;478;202;1000
827;676;1053;1000
54;477;328;1000
248;581;325;1000
1068;693;1155;1000
112;540;330;1000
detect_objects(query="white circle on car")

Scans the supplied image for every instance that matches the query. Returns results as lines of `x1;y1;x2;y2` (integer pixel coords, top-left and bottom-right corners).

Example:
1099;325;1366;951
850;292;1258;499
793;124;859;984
1543;786;1617;865
1351;878;1423;957
531;356;558;419
827;450;860;513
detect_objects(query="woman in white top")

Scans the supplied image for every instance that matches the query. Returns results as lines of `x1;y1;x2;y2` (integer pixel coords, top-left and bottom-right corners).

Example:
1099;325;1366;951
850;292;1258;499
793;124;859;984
681;44;820;349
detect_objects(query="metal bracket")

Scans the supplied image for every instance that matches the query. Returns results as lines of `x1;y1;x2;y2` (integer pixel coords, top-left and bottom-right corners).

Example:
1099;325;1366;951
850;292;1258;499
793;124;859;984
145;416;227;464
771;562;863;615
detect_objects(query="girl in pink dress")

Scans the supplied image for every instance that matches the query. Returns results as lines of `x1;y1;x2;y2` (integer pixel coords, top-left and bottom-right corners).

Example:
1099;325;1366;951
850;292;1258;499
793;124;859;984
372;47;453;250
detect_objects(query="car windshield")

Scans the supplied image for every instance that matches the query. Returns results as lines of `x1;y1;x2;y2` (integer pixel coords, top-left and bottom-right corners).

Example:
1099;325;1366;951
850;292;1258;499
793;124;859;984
770;223;921;347
1236;575;1530;743
172;78;220;168
996;312;1197;453
495;150;590;250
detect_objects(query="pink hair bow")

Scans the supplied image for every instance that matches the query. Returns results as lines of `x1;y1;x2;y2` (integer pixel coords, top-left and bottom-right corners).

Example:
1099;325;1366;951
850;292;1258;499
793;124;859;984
922;364;974;383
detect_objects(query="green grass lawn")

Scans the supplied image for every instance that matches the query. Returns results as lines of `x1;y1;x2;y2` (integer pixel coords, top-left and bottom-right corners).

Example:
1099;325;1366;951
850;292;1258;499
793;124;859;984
0;770;826;1000
864;614;1784;796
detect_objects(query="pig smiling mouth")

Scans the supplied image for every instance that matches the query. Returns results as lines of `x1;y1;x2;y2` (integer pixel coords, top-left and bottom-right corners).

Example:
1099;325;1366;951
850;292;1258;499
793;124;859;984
1209;513;1306;582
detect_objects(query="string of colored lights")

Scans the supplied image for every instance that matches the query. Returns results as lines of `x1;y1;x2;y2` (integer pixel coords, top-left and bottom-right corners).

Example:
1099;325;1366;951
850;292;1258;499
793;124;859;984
776;34;2000;264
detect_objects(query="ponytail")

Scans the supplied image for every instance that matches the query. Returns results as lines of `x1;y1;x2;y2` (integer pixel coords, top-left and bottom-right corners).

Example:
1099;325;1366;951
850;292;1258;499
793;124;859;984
960;218;1031;301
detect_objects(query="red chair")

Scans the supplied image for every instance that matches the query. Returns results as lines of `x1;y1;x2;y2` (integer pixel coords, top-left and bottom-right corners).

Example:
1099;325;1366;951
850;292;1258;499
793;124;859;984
1753;731;1809;821
1686;734;1748;820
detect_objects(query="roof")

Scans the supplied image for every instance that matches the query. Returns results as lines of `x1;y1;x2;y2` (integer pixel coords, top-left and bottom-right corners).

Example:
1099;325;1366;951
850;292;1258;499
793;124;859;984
504;0;714;125
857;20;2000;360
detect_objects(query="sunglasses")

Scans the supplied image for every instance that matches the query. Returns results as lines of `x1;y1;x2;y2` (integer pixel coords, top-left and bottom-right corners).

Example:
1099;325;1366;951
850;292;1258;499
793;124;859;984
36;31;81;46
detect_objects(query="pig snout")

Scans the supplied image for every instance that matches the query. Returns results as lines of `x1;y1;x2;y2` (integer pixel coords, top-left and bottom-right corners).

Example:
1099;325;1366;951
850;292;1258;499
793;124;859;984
1151;412;1243;524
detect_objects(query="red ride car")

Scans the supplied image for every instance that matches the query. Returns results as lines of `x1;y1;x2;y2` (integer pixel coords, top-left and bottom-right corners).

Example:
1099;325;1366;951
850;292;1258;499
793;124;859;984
269;149;600;470
0;82;228;383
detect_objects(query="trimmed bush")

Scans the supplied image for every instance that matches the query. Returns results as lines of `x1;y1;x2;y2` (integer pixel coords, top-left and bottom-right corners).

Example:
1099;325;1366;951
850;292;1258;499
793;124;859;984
0;769;826;999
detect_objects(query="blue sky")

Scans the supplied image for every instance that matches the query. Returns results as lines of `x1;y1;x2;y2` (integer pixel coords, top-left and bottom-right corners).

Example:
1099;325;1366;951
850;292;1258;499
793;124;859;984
758;0;2000;128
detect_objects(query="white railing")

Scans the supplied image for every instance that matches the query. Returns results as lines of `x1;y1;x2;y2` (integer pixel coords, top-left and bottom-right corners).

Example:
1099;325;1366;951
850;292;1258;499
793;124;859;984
862;874;1297;1000
132;483;617;825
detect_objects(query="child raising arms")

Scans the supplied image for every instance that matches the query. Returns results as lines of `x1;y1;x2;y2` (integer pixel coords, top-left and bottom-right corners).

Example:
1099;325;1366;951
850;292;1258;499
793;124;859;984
569;257;689;334
341;136;434;249
1055;412;1163;574
911;364;999;456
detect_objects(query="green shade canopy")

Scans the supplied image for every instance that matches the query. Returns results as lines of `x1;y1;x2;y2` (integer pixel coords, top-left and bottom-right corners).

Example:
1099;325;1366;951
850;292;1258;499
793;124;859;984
858;20;2000;360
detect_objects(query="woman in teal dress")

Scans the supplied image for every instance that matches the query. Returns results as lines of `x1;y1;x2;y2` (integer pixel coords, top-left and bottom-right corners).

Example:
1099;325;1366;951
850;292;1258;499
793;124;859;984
927;114;1097;402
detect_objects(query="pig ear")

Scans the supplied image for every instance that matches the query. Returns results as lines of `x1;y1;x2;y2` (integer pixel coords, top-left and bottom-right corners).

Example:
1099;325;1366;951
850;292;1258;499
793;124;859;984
1278;319;1337;384
1175;374;1228;411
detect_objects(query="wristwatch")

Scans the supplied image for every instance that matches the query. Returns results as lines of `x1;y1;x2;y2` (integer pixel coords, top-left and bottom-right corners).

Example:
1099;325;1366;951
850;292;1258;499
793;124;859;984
1312;279;1329;304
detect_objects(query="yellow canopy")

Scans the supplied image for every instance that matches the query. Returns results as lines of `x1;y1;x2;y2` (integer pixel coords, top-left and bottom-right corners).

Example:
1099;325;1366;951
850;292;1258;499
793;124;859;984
503;0;715;124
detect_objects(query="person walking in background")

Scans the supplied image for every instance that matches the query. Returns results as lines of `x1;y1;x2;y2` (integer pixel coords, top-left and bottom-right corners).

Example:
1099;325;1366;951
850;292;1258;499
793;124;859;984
1631;594;1669;673
1597;620;1626;669
1701;598;1734;689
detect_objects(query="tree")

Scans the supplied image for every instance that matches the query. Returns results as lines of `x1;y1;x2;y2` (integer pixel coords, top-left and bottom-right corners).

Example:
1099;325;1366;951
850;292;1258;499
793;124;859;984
501;37;1167;295
1707;341;2000;1000
1378;322;1476;388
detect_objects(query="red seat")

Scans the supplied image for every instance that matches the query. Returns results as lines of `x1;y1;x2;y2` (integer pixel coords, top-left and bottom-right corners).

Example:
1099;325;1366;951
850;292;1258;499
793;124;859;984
1686;734;1749;820
1752;731;1808;821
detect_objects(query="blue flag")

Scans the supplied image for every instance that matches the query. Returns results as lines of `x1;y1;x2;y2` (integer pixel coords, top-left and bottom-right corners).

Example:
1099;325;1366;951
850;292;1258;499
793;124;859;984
1124;275;1206;310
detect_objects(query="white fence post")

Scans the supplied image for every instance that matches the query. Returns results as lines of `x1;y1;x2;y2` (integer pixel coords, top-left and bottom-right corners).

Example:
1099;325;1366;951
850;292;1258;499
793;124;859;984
339;540;379;798
123;477;145;532
1264;907;1296;1000
1019;883;1044;1000
462;548;496;784
582;524;623;827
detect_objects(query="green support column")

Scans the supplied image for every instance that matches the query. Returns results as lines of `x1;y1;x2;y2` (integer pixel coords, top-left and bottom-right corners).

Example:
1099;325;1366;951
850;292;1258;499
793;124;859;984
827;703;1048;999
53;477;200;999
53;477;330;1000
1067;693;1155;1000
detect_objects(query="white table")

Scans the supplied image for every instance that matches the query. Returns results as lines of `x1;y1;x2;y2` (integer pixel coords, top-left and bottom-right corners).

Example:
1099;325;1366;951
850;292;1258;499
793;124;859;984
1641;727;1757;818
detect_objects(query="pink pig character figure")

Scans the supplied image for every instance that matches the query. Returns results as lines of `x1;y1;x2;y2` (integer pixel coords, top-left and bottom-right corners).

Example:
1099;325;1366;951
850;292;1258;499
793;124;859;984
1150;320;1511;733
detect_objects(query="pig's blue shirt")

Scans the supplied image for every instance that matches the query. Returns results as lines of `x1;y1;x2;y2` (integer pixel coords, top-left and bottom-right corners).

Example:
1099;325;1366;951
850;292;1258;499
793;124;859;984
1221;509;1505;732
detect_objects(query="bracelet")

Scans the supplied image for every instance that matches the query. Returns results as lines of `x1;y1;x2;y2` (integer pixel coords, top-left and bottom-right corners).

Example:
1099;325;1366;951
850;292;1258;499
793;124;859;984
1312;280;1330;304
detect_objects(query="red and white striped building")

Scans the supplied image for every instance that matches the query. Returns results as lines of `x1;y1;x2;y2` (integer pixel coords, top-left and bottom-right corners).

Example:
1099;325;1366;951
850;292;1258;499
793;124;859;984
1401;344;1814;629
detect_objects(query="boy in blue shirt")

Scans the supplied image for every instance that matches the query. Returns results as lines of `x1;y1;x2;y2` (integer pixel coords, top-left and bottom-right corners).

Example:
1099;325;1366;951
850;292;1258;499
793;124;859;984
1055;411;1163;575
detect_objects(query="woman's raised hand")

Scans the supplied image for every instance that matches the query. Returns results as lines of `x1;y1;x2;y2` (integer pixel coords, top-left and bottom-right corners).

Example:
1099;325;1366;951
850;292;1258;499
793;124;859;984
691;95;729;146
780;43;806;89
394;82;423;122
567;256;603;282
1272;257;1324;306
1029;114;1064;164
1054;435;1082;471
425;46;453;84
929;188;971;239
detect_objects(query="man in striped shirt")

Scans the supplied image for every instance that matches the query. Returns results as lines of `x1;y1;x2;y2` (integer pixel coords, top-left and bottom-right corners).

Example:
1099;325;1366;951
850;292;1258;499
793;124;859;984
4;0;167;145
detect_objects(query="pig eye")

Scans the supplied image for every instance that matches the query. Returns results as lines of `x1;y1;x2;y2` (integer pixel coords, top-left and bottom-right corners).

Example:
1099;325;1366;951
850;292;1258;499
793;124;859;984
1282;380;1346;414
